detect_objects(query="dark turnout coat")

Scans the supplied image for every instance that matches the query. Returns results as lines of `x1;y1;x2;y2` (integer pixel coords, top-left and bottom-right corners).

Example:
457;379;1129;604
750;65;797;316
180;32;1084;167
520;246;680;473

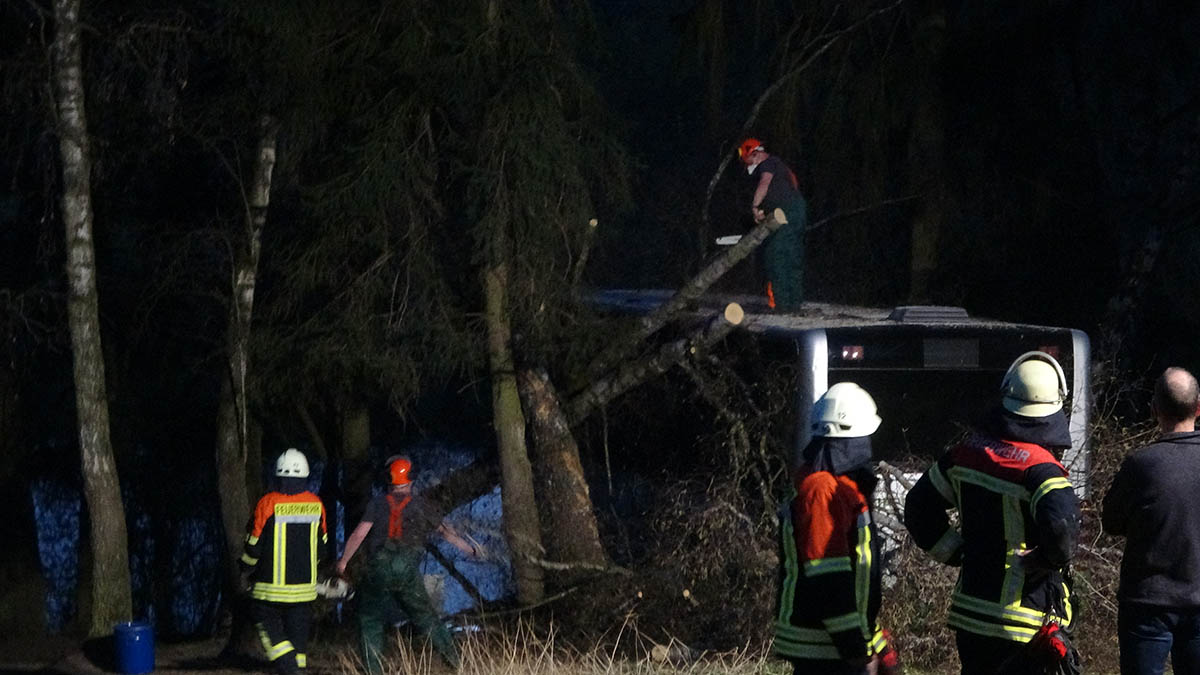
905;409;1081;643
774;436;890;663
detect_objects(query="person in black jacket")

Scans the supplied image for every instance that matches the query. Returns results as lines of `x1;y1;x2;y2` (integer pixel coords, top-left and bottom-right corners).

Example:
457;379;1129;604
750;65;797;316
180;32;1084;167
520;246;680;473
905;351;1082;674
1103;367;1200;675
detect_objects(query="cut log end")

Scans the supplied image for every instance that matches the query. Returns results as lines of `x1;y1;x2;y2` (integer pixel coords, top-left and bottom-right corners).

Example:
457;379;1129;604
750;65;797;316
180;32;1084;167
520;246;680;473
723;302;744;325
773;208;787;225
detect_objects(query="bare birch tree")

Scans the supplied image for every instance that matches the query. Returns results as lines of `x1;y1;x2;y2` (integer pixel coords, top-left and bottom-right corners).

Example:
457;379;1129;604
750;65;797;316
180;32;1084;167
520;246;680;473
215;115;278;594
50;0;132;637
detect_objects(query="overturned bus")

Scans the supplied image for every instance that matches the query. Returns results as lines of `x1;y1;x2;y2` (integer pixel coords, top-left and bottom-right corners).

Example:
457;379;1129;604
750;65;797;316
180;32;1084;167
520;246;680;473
589;291;1091;495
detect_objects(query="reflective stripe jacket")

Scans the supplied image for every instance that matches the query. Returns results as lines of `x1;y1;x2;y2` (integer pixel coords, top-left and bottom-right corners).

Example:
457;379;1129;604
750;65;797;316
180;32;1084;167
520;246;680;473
775;469;888;662
904;433;1080;642
241;491;329;603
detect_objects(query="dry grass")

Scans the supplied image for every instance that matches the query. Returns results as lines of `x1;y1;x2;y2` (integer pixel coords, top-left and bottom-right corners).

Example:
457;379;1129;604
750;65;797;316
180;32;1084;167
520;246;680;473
328;619;790;675
320;369;1152;675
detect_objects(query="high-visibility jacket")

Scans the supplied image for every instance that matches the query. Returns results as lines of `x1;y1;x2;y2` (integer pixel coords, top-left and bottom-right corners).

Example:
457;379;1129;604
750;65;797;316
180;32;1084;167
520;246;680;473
241;490;329;603
774;469;889;662
904;432;1080;642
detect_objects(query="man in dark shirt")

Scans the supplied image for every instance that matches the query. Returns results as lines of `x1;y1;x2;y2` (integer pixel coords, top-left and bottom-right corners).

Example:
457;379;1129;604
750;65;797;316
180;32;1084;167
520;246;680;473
336;456;476;673
1103;367;1200;675
738;138;807;311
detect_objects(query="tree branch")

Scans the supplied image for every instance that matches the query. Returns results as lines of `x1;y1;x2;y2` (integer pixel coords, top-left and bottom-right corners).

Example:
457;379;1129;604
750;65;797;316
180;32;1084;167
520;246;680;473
583;210;782;381
568;303;745;427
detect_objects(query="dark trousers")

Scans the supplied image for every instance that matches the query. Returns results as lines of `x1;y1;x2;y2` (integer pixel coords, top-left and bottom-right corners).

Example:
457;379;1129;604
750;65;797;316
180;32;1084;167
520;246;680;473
1119;603;1200;675
955;630;1029;675
357;544;458;674
788;657;869;675
251;600;312;674
762;196;806;310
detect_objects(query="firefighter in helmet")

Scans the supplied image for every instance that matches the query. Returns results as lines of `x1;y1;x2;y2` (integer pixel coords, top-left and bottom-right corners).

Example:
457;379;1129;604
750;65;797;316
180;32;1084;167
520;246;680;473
336;456;477;673
775;382;900;674
737;137;808;311
904;352;1082;674
241;448;329;674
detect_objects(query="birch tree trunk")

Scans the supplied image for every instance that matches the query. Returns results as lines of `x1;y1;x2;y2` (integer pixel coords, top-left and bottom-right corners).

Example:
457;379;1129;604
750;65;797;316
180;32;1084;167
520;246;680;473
216;116;278;591
517;368;607;584
483;239;545;605
51;0;132;637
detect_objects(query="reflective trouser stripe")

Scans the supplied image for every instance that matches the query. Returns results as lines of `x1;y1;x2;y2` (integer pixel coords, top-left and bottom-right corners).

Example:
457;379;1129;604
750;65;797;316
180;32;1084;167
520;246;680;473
773;626;888;660
948;610;1038;641
773;638;841;660
252;583;319;603
258;630;295;662
296;653;307;668
952;592;1046;627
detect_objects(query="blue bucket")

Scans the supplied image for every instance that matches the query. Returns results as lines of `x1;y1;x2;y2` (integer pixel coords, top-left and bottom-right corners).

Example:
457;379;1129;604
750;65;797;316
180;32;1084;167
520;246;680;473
113;621;155;674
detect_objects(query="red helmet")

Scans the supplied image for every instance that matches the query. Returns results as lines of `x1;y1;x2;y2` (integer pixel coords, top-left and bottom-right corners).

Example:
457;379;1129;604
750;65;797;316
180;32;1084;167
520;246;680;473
737;138;764;162
388;457;413;486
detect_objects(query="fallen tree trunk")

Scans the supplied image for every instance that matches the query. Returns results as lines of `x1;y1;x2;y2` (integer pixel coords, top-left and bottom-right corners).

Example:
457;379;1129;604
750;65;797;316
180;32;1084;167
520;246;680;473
517;368;608;585
422;306;745;517
568;303;745;427
584;210;783;381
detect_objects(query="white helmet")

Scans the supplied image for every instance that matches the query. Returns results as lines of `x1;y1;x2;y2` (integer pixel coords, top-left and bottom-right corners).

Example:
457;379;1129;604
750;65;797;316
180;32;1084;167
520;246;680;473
275;448;310;478
1001;351;1068;418
811;382;882;438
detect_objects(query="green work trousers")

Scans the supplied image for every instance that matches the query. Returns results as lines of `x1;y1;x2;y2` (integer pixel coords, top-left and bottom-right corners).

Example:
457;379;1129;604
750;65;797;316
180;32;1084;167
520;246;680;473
357;544;459;674
763;196;807;310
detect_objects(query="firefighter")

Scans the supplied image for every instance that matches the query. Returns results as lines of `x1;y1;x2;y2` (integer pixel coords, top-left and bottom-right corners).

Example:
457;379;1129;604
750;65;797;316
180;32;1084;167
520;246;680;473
775;382;900;675
241;448;329;675
335;456;477;674
737;137;807;311
904;352;1082;674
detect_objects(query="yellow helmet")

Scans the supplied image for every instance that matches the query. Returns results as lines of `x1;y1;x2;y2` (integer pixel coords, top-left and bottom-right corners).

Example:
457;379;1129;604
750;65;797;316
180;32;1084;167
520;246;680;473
1001;351;1068;418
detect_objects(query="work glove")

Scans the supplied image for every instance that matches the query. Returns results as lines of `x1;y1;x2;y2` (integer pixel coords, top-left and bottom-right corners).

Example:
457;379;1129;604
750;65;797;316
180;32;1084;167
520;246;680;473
238;568;254;595
876;630;901;675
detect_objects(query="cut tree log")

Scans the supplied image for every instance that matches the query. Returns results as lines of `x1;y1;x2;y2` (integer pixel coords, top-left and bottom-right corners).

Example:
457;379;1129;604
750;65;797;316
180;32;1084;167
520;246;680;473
571;218;599;288
517;367;609;584
567;303;745;427
583;210;783;382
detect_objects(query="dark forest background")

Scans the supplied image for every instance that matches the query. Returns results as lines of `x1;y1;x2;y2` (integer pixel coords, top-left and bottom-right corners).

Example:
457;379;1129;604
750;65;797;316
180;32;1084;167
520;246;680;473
1;0;1199;660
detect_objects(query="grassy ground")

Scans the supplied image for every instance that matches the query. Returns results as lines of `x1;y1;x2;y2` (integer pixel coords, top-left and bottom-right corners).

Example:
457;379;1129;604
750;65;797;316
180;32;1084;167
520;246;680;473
326;622;1133;675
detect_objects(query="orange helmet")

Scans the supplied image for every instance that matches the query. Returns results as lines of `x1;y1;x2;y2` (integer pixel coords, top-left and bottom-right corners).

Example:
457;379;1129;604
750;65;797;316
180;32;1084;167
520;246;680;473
737;138;764;162
388;457;413;486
